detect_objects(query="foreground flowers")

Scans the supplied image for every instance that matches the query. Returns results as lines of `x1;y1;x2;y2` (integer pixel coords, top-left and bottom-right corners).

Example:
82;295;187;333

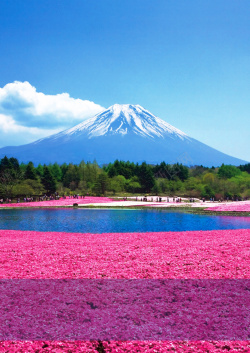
1;279;249;340
0;229;249;279
0;340;249;352
0;228;249;352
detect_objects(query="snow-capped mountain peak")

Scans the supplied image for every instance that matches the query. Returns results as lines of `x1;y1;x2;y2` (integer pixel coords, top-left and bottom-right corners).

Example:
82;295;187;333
0;104;248;167
62;104;188;140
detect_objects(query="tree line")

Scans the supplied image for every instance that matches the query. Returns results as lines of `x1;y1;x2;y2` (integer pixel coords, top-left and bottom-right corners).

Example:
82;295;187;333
0;156;249;200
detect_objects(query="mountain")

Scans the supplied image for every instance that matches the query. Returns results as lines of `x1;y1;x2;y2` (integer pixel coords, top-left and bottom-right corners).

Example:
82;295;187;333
0;104;248;166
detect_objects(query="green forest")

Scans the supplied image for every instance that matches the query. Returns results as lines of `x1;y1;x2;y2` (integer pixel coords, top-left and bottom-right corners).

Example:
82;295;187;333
0;156;250;201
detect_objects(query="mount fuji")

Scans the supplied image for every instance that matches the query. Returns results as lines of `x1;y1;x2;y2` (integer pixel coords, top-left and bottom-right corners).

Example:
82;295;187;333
0;104;247;166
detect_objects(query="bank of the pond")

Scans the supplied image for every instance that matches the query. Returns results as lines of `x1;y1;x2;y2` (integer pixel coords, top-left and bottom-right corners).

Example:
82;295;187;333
1;197;250;216
68;204;250;217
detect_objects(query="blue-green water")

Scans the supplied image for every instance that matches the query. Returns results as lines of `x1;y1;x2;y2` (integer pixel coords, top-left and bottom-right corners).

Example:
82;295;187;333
0;208;249;233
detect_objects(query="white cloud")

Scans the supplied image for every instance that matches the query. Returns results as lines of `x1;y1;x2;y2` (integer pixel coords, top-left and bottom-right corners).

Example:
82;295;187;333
0;81;105;146
0;113;59;135
0;113;62;147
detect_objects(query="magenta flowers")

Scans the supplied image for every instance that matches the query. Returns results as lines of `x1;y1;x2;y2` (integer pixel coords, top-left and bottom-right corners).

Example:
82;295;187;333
0;196;115;208
206;200;250;212
0;279;249;340
0;229;249;279
0;228;249;351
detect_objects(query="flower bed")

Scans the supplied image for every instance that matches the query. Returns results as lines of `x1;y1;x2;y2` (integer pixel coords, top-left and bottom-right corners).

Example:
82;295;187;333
0;229;249;279
0;196;115;208
206;201;250;212
0;340;249;352
1;279;249;341
0;228;249;351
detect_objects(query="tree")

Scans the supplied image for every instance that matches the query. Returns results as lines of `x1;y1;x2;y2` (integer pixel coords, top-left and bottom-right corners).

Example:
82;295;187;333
0;156;11;172
109;175;127;194
12;179;45;197
85;161;100;184
50;163;63;182
94;172;109;195
63;164;80;189
78;160;86;181
25;162;37;180
201;185;215;199
0;156;21;198
138;162;155;193
36;164;44;178
174;163;189;181
239;163;250;174
0;156;20;175
41;166;56;195
0;170;18;198
151;183;161;195
9;157;20;171
203;172;215;186
107;164;117;178
218;164;241;179
109;179;122;194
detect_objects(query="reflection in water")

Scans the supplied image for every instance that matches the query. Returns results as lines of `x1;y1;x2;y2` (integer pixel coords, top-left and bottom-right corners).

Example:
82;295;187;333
0;208;249;233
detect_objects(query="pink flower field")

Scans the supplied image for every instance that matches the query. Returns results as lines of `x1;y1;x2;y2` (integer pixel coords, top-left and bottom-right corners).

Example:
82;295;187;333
0;196;115;208
206;201;250;213
0;228;249;351
0;340;249;353
0;229;249;279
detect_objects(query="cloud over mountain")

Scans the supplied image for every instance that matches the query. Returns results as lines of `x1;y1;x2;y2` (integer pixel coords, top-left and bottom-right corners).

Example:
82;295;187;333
0;81;105;147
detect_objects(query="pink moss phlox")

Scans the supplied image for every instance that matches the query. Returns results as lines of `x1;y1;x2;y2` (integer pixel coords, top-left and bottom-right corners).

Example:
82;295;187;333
0;196;116;208
0;340;249;352
206;201;250;212
1;228;250;351
0;229;249;279
0;279;249;340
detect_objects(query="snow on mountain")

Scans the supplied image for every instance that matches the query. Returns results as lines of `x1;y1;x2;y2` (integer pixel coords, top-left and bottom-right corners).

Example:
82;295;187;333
45;104;189;141
0;104;248;166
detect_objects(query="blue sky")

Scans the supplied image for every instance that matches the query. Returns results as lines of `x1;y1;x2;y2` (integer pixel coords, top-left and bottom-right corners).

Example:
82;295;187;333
0;0;249;161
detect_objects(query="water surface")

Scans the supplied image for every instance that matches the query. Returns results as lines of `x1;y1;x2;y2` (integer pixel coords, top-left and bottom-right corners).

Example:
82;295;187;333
0;208;249;233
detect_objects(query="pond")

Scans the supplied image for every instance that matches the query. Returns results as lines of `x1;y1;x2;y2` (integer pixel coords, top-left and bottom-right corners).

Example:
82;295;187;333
0;208;249;233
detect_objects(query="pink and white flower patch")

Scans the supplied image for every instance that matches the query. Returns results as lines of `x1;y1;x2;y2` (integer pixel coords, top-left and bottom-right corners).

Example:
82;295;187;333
206;201;250;212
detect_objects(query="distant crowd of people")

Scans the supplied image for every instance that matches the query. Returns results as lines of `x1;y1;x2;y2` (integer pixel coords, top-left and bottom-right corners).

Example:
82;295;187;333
62;194;85;199
135;196;182;203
